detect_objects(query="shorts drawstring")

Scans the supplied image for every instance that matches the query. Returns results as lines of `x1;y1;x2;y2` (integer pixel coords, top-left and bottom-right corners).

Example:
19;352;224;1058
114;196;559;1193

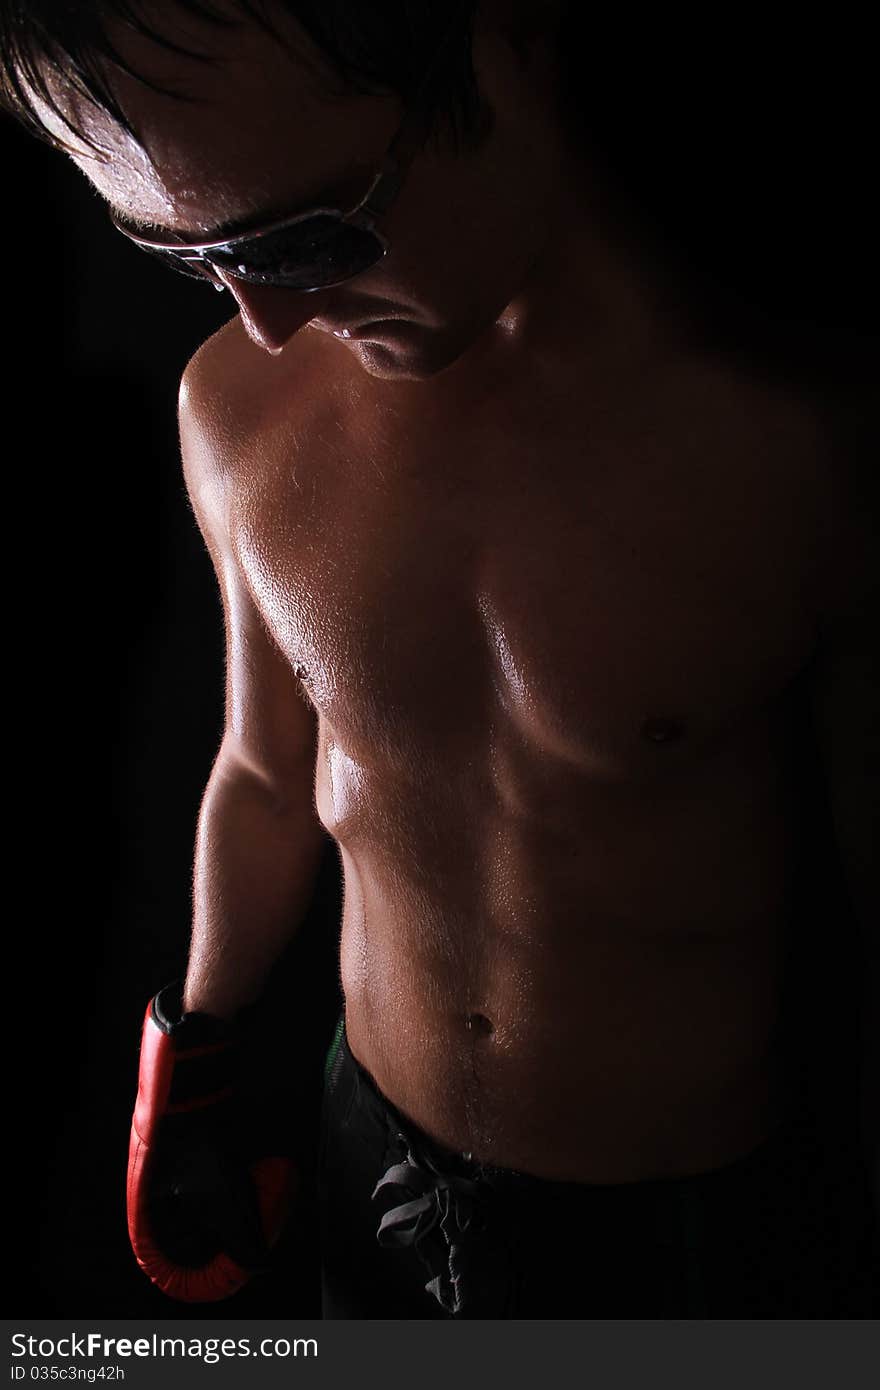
372;1133;485;1315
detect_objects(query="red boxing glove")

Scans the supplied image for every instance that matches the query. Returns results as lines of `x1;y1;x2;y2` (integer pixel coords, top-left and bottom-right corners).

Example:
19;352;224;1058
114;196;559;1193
127;980;296;1302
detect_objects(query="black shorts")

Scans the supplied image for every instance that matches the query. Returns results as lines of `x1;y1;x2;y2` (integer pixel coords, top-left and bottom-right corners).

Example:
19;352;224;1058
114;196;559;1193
316;1012;879;1317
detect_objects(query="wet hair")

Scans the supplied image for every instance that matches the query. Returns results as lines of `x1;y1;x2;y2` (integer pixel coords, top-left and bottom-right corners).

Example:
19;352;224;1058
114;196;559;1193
0;0;489;159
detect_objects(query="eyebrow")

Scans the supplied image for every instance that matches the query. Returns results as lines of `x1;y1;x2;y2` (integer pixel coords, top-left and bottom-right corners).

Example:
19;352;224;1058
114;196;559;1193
109;168;369;244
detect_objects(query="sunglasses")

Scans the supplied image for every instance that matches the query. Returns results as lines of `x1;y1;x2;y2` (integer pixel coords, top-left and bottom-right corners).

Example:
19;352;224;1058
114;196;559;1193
108;11;468;294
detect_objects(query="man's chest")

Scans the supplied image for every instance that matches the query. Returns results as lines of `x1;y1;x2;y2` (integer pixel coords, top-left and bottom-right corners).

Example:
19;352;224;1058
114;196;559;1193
228;354;828;779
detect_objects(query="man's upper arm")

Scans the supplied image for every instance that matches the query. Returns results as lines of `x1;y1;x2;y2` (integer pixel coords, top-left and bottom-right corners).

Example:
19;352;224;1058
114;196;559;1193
177;346;319;807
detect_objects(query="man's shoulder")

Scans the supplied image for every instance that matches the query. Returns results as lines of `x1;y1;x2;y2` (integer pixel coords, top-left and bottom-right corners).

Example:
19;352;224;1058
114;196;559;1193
178;315;338;464
180;312;252;395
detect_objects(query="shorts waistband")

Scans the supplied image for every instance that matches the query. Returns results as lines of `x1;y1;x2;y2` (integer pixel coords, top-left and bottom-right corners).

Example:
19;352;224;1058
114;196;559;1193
322;1008;799;1202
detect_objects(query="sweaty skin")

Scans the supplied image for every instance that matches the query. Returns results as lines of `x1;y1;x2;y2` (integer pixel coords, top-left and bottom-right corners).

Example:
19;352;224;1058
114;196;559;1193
186;304;845;1184
39;2;868;1185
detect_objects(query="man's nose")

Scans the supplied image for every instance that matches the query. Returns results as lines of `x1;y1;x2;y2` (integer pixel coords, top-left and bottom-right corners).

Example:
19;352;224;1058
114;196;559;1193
215;270;331;354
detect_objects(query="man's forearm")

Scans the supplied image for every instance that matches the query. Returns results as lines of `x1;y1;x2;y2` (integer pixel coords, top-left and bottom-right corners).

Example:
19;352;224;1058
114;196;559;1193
183;752;327;1019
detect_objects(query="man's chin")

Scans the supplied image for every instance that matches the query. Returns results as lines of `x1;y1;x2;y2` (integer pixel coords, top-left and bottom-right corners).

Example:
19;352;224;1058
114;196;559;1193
351;330;477;383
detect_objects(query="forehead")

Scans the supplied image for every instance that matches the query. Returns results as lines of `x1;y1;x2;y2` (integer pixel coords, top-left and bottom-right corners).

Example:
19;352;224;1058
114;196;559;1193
36;3;401;234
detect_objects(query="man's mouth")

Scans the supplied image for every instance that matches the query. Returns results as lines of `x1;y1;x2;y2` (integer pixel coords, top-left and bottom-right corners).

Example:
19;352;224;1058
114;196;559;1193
340;320;411;341
311;315;409;341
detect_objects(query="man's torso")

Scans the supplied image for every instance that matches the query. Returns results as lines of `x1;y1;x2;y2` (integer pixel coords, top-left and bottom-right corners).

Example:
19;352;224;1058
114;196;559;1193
195;310;852;1182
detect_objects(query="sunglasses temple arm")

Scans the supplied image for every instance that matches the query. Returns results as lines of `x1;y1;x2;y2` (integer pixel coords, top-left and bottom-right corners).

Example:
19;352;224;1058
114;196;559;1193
358;4;469;221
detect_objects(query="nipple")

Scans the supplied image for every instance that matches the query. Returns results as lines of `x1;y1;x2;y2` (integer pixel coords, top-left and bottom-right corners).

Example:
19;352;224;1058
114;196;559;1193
641;717;685;744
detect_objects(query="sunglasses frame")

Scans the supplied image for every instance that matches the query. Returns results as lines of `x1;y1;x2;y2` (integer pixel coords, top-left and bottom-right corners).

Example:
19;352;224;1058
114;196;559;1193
109;151;403;292
107;7;469;293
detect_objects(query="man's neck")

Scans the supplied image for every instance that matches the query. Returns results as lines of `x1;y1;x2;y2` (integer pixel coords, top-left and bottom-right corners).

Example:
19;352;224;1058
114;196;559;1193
486;143;692;385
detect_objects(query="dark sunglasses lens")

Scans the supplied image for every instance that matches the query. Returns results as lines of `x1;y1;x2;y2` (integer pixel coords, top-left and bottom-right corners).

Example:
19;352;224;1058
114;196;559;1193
205;214;385;289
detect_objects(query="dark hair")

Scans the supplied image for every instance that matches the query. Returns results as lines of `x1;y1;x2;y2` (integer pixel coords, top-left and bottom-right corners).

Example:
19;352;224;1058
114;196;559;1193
3;3;876;382
0;0;488;159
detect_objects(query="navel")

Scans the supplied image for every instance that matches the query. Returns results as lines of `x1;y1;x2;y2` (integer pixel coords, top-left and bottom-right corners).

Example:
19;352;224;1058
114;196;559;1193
641;716;686;744
466;1011;495;1038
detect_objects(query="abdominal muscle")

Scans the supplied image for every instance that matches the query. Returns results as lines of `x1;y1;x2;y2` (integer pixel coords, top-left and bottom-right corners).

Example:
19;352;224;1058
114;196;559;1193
326;721;799;1184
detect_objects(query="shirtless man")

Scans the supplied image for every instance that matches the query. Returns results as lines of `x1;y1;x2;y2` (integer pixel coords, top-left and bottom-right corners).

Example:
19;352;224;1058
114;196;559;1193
4;1;876;1316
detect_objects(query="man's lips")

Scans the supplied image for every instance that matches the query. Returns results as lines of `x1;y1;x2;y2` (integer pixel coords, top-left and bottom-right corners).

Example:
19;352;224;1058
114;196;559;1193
312;317;408;340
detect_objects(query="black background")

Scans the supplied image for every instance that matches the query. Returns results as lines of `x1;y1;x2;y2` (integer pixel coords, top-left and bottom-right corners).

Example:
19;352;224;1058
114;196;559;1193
4;15;877;1317
4;120;342;1316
